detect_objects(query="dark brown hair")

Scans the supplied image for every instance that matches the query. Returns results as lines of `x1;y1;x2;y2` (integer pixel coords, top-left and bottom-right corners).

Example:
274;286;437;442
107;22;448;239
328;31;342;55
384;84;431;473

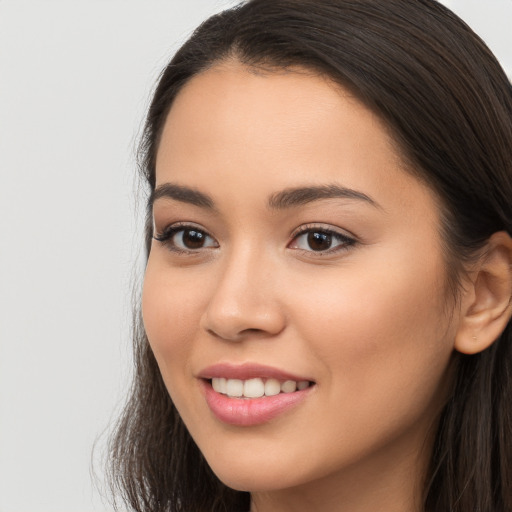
108;1;512;511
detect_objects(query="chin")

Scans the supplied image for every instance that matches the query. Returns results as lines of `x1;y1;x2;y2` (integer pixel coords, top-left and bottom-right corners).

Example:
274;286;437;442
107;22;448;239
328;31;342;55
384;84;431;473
211;464;297;493
199;442;321;493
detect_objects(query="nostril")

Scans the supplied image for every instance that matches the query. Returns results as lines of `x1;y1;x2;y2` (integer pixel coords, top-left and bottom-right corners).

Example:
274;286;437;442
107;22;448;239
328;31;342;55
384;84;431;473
206;326;275;342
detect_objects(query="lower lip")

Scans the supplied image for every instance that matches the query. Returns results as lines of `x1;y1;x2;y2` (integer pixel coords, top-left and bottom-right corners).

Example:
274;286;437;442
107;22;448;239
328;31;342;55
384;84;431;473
201;380;313;426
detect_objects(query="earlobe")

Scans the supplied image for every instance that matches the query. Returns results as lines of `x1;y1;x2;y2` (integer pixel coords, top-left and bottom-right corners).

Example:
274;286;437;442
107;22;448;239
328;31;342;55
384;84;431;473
454;231;512;355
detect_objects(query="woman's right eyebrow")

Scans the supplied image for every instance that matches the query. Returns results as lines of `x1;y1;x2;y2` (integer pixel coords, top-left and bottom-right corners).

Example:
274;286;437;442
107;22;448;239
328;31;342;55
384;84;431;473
150;183;216;210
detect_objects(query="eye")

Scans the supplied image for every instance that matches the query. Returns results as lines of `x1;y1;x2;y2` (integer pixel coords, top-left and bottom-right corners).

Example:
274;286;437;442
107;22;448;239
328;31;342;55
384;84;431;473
289;226;355;254
154;224;218;253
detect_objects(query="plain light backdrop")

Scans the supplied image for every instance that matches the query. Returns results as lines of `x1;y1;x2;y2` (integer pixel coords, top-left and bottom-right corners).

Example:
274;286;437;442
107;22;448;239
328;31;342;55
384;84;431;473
0;1;510;511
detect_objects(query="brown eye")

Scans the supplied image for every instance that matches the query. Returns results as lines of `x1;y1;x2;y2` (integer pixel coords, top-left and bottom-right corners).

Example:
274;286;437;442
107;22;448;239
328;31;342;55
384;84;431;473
172;227;218;251
181;229;207;249
289;227;355;254
154;224;218;252
307;231;332;251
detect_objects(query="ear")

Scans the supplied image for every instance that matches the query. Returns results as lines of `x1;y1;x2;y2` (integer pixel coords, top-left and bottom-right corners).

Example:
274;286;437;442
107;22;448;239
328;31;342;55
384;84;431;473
455;231;512;355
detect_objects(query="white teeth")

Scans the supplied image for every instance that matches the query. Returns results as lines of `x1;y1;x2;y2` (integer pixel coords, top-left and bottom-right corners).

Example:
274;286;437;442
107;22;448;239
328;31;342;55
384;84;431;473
211;377;227;394
211;377;311;398
244;378;265;398
297;380;309;390
264;378;281;396
226;379;244;397
281;380;297;393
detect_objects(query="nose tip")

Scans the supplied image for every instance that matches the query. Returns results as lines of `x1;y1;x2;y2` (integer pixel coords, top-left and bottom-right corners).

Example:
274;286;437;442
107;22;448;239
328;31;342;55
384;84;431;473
200;258;286;342
203;307;285;342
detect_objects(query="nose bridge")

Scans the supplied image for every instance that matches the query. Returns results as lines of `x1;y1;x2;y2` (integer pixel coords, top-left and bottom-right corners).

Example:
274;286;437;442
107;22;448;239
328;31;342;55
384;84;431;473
201;240;284;340
220;241;263;294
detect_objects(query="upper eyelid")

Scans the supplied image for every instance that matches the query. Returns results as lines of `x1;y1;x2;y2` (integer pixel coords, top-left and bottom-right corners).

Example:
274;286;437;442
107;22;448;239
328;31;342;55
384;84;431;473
289;223;356;240
154;221;212;236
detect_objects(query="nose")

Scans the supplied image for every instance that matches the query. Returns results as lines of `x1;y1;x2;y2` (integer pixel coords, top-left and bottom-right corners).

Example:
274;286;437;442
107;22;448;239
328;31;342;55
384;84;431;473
200;246;286;342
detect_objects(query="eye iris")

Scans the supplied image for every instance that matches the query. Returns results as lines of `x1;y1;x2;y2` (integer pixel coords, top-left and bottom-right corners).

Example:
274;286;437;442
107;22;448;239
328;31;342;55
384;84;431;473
182;229;205;249
307;231;332;251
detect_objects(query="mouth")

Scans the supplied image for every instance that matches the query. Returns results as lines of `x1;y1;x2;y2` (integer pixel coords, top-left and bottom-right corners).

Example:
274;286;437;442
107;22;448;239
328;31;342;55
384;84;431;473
198;364;316;426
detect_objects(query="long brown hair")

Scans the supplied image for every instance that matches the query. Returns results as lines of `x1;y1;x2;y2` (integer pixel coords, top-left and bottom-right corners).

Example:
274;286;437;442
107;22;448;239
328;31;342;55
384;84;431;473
108;1;512;510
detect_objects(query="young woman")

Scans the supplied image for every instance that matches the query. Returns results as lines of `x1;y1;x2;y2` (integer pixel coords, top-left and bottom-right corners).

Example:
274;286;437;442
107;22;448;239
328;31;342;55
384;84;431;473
108;1;512;511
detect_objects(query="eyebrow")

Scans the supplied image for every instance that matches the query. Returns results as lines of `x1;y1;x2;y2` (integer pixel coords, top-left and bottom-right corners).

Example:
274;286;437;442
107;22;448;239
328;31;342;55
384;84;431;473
151;182;380;211
267;184;380;210
151;183;215;210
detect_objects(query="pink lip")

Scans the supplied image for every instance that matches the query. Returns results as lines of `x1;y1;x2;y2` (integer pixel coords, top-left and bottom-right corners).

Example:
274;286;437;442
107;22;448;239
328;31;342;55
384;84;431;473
197;362;313;382
197;363;315;427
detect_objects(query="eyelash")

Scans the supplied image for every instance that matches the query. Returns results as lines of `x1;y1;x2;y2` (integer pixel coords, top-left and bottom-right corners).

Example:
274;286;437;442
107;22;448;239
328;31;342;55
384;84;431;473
289;224;356;255
153;222;218;255
153;222;357;256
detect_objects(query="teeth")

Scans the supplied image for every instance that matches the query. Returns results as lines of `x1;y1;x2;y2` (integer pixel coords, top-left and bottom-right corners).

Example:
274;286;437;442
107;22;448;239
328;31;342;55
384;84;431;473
297;380;309;390
244;378;265;398
212;377;227;394
211;377;311;398
226;379;243;397
281;380;297;393
264;378;281;396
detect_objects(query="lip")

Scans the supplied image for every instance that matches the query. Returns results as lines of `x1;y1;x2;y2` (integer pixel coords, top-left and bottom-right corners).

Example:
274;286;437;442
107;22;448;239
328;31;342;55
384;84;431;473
197;362;313;382
197;363;315;427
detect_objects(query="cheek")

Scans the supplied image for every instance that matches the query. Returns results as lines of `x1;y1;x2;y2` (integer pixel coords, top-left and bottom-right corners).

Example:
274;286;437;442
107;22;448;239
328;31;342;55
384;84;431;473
141;259;205;384
289;247;453;415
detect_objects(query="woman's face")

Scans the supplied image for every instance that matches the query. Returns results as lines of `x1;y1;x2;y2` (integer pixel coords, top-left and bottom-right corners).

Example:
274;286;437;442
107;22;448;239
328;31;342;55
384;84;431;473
143;62;460;500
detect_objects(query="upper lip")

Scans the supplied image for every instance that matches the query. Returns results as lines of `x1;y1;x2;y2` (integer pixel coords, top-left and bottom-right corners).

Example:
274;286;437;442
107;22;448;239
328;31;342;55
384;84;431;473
197;362;314;382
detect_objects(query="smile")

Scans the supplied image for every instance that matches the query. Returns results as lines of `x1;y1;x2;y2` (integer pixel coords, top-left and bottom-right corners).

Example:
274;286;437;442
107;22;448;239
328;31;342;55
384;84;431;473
198;364;316;426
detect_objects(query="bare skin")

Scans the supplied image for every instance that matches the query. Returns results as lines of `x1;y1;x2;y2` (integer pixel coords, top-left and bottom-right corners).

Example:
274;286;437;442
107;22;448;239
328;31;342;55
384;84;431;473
142;61;512;512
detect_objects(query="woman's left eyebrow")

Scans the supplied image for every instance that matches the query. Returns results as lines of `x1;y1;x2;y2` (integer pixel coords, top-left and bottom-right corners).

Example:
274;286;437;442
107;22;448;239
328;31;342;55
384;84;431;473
267;184;382;210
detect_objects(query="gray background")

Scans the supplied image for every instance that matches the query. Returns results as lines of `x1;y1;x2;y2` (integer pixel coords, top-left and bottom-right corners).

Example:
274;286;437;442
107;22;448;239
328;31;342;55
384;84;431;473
0;1;510;511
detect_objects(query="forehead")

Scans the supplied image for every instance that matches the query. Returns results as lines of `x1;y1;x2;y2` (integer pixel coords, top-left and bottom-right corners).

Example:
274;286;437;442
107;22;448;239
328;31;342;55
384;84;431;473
155;61;437;223
158;62;394;165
